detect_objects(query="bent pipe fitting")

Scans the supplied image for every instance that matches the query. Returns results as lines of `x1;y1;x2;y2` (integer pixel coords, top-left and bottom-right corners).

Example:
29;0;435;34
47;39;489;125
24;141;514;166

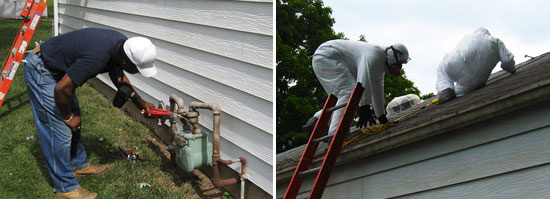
239;157;247;177
190;102;247;189
190;102;221;152
169;94;194;132
211;156;247;187
189;102;221;114
169;94;184;132
212;165;239;187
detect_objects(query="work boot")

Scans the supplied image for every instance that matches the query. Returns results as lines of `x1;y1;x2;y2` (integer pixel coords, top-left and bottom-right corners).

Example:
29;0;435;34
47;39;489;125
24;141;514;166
73;164;110;176
56;187;98;199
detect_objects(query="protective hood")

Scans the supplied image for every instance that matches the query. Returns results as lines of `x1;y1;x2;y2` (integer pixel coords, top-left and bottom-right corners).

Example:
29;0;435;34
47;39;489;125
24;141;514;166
474;27;491;35
385;43;410;66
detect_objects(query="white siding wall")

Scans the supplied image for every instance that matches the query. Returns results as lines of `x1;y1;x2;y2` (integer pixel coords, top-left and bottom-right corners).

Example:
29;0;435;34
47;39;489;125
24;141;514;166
56;0;273;194
277;102;550;198
1;0;48;19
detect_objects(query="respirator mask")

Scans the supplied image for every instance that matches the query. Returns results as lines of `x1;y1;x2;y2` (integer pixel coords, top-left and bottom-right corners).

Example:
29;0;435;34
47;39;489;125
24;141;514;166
385;46;405;76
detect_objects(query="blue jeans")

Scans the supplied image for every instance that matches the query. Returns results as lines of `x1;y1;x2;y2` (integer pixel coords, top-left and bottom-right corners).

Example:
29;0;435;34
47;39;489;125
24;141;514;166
23;52;88;193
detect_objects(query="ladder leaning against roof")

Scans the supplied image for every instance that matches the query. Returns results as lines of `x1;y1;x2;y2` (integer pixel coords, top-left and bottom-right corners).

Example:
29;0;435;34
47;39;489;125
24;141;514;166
284;83;364;199
0;0;49;110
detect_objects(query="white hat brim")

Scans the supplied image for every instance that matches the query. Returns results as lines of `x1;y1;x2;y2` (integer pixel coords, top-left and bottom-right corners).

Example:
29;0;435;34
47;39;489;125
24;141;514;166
138;64;157;77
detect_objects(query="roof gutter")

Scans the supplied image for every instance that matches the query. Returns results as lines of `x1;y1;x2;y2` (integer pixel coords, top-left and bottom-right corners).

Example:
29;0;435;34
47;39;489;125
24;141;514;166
277;79;550;183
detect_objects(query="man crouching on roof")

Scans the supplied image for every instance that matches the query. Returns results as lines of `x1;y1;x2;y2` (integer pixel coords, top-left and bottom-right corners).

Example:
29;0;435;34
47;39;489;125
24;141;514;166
436;27;516;104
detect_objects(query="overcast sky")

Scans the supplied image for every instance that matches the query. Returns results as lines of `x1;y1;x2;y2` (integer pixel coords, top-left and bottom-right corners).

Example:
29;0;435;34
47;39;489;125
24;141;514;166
321;0;550;95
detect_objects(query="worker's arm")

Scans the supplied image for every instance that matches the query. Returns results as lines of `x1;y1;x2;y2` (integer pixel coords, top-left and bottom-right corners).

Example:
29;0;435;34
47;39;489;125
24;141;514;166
109;70;155;117
496;38;516;73
370;73;385;118
356;55;371;106
54;74;81;132
436;62;456;94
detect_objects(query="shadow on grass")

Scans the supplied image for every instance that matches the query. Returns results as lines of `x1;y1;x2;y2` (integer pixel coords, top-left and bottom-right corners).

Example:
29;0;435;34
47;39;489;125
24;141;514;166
81;134;117;165
0;92;30;118
30;137;54;188
30;133;116;189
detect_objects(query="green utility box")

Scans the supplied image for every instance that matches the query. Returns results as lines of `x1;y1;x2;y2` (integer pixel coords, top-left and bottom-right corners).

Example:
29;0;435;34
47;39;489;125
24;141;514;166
174;130;213;173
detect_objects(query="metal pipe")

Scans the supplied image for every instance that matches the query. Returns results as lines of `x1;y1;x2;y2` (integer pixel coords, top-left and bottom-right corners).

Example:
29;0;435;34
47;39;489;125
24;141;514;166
190;101;247;193
169;94;184;132
239;157;246;199
169;94;193;132
241;177;245;199
166;95;248;196
190;102;221;152
184;104;201;134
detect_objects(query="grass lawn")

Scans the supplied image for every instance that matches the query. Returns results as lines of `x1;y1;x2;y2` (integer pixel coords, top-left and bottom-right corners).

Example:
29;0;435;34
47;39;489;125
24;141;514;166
0;4;229;199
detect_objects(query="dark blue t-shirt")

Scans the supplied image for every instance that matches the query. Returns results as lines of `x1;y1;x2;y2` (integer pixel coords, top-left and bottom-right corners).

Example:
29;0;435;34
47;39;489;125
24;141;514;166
40;28;127;86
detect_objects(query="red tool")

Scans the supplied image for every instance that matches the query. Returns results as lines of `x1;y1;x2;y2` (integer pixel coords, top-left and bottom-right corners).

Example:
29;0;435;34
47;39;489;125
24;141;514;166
116;146;140;162
0;0;49;109
141;108;171;119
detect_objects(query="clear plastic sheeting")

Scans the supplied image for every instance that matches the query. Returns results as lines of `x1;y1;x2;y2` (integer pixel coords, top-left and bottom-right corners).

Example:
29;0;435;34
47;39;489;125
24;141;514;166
386;94;421;116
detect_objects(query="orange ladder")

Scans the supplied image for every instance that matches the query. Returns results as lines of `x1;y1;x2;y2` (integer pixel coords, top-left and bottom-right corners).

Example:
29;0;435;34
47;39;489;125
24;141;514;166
284;83;364;199
0;0;49;109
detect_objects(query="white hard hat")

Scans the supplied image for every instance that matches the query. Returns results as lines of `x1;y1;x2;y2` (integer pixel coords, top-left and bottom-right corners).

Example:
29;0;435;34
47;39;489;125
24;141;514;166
123;37;157;77
392;43;410;64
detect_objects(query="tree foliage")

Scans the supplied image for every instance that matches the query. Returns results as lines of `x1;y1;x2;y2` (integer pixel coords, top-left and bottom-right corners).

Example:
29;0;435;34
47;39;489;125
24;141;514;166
276;0;431;153
383;70;420;104
276;0;343;152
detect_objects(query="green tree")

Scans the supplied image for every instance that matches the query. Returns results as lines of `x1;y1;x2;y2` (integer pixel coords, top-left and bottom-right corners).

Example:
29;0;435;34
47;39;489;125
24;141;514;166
383;70;421;104
276;0;343;152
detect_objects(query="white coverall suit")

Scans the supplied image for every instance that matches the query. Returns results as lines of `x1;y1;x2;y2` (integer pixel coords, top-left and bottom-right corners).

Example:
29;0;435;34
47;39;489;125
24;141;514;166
436;28;515;97
312;40;387;135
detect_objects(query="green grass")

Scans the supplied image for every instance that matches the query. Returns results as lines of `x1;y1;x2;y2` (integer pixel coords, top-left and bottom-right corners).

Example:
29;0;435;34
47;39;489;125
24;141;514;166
0;8;220;199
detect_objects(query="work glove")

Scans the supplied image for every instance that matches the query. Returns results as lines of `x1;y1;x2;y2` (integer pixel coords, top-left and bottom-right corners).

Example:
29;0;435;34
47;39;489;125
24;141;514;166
378;114;389;124
356;105;376;129
438;88;456;104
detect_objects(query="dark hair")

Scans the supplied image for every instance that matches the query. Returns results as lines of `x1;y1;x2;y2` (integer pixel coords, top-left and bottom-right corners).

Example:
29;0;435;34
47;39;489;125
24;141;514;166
114;40;138;74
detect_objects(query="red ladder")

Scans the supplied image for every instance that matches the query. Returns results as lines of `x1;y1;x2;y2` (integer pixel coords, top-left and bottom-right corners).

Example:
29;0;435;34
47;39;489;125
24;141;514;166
0;0;49;109
284;83;364;199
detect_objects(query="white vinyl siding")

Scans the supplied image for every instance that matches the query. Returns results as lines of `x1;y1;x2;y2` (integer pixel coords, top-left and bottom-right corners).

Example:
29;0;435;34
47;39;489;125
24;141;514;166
56;0;273;194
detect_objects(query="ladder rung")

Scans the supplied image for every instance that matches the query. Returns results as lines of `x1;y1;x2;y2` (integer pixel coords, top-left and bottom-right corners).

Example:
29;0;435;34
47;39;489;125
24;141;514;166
325;102;347;113
299;167;321;177
312;133;333;144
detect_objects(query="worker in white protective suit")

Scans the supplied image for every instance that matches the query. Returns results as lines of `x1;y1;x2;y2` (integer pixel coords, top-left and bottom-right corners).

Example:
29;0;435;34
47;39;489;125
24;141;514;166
302;40;410;135
436;27;515;103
